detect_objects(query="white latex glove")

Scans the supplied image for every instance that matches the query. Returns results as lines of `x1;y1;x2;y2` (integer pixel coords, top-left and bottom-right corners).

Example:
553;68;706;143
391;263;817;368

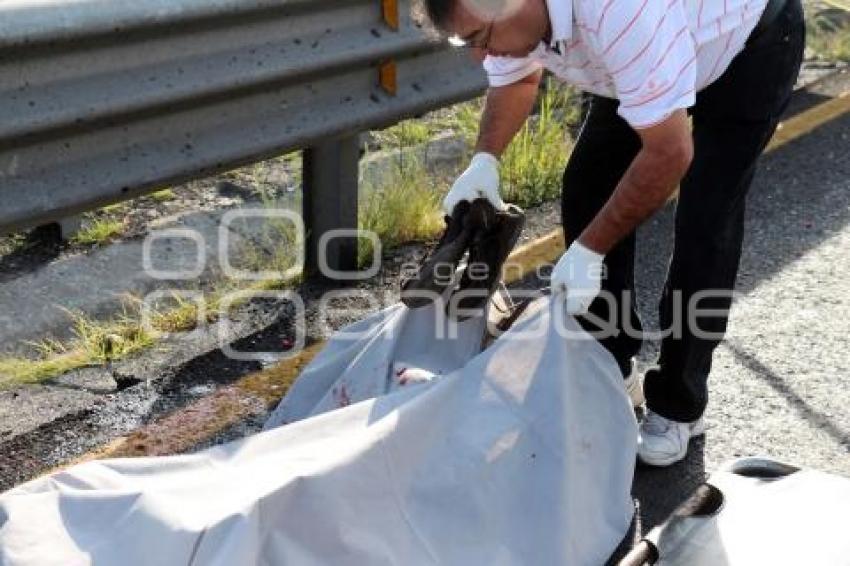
442;152;507;214
551;241;605;315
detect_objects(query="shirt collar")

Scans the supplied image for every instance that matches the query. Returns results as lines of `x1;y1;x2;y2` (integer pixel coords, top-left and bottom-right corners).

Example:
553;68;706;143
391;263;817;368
545;0;573;49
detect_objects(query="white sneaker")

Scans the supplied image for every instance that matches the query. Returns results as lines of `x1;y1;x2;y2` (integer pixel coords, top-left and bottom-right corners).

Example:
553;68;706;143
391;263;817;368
637;410;705;467
623;358;645;408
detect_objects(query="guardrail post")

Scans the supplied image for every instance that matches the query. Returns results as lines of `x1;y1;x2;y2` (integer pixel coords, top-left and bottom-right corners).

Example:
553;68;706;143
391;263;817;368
303;135;360;280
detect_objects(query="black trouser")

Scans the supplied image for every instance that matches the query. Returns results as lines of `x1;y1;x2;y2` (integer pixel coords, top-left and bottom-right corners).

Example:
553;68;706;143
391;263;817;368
560;0;805;422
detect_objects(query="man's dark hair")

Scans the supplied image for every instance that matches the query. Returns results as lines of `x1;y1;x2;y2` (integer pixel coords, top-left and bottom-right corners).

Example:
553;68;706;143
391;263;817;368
418;0;510;35
419;0;456;32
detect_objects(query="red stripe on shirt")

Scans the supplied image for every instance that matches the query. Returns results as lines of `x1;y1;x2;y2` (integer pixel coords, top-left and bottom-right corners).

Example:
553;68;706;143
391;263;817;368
610;0;679;75
620;55;696;108
706;25;735;84
616;25;689;94
602;0;651;56
595;0;619;33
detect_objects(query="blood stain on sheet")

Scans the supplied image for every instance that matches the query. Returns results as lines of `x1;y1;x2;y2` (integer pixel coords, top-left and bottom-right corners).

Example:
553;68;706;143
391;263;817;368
334;383;351;407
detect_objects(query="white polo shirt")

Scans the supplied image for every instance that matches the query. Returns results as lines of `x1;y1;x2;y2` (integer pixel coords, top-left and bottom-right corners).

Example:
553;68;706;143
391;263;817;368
483;0;769;128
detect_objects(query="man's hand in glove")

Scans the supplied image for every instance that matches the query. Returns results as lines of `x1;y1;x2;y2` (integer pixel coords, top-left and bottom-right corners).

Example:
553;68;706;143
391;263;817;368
442;152;506;214
551;241;605;315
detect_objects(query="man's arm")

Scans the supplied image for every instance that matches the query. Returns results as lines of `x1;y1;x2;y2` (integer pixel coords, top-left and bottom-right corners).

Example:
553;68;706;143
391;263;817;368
475;68;544;157
440;67;542;214
578;110;693;253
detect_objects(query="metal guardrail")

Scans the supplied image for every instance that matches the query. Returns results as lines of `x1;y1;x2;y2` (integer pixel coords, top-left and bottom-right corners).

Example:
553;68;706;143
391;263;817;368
0;0;487;271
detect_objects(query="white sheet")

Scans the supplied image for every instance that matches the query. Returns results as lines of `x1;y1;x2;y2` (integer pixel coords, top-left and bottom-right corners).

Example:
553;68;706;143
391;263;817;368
0;297;637;566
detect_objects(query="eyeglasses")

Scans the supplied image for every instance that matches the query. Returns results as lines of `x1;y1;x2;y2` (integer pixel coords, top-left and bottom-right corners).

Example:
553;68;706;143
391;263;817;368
448;20;494;50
